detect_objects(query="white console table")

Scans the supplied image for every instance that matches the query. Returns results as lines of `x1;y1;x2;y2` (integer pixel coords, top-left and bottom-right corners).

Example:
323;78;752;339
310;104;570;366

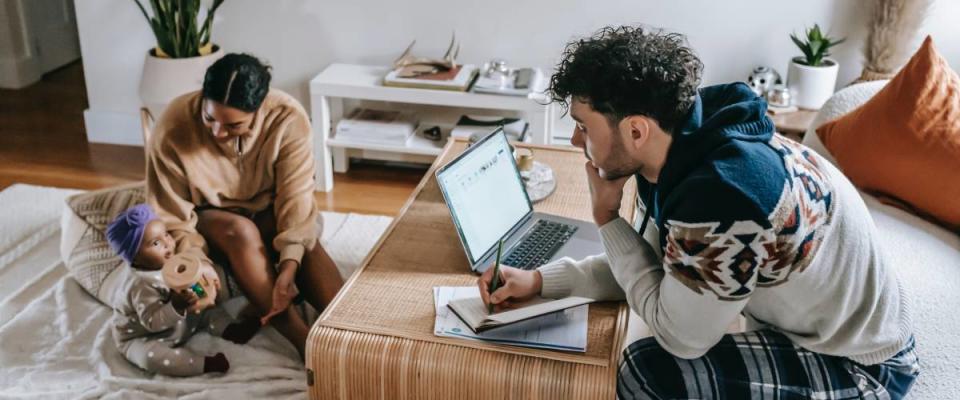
308;63;554;192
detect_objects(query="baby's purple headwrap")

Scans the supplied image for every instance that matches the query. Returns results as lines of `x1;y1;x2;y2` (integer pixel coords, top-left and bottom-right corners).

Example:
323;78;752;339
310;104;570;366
106;204;158;265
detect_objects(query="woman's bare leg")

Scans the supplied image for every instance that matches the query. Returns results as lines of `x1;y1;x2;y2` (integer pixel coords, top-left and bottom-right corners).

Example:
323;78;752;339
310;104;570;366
298;242;345;313
197;209;309;357
252;210;344;314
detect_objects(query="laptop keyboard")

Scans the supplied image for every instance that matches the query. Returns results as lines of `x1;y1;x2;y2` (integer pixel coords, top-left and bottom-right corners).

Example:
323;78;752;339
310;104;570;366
503;220;578;270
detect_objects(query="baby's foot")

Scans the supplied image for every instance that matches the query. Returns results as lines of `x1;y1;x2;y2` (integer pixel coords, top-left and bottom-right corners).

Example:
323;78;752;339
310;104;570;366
203;352;230;374
221;318;261;344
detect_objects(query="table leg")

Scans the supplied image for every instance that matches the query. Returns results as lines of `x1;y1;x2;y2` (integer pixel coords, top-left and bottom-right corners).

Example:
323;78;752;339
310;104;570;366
526;105;552;145
333;147;349;173
311;95;335;192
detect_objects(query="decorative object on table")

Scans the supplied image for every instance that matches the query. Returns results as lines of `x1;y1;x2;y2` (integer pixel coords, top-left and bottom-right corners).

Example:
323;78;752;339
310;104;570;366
515;148;534;172
521;161;557;203
472;59;547;97
135;0;226;120
787;24;845;110
746;66;782;98
383;33;479;92
335;108;418;145
421;125;443;141
383;33;479;91
392;33;460;78
484;59;511;87
452;115;529;143
510;146;557;203
512;146;556;203
856;0;932;83
766;84;796;114
382;64;479;91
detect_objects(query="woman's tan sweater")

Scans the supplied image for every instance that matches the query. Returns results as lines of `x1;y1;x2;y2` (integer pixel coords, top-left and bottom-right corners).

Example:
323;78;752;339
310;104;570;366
146;89;318;265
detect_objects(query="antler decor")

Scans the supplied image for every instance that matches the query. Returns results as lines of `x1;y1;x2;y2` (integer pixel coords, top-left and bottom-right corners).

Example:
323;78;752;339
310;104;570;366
393;33;460;78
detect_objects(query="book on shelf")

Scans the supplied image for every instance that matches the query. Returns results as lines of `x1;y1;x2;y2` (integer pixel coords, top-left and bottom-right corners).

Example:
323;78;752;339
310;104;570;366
382;64;479;92
450;115;529;142
335;108;418;144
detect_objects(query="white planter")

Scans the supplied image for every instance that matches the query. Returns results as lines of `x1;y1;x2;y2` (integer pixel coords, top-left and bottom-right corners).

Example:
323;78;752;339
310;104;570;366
786;57;839;110
139;46;224;119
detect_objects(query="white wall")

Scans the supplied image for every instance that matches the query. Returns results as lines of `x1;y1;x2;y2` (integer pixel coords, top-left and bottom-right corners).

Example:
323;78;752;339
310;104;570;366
76;0;960;145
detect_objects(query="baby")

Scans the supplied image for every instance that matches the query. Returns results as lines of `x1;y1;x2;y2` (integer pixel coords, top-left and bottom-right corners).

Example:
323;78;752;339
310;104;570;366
106;204;259;376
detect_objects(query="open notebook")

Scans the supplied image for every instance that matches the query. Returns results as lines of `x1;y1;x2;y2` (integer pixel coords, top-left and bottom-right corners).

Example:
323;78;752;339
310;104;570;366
448;294;593;333
433;286;591;352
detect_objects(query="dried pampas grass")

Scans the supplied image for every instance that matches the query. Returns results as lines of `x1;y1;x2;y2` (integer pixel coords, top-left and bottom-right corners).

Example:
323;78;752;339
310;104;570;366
857;0;931;83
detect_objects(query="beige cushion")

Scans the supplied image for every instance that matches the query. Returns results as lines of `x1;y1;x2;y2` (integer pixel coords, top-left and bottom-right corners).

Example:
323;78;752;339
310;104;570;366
59;183;250;307
60;182;146;305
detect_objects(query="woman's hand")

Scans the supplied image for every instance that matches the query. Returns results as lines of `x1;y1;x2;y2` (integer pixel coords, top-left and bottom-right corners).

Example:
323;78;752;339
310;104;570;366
170;289;199;315
260;260;300;326
477;265;543;312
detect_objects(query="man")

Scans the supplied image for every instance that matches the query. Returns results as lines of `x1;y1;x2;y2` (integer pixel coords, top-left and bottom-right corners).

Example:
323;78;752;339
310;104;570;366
478;26;918;399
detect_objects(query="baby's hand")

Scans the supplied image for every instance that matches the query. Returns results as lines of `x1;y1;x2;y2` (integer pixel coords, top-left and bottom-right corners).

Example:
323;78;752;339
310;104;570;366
169;289;199;314
200;263;221;291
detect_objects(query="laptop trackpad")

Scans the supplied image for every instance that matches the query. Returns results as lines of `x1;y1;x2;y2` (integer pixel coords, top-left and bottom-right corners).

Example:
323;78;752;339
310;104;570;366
550;236;603;264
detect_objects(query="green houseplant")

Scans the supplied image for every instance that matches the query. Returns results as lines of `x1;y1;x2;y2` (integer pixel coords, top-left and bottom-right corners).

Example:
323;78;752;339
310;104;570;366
789;24;846;67
787;24;845;109
133;0;225;58
136;0;227;129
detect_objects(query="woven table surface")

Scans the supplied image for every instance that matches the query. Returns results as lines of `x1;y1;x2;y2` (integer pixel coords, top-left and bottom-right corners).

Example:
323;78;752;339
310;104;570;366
307;138;638;399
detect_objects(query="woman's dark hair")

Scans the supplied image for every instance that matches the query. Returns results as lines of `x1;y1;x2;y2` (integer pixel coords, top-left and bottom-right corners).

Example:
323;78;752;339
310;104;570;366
549;26;703;134
202;53;272;112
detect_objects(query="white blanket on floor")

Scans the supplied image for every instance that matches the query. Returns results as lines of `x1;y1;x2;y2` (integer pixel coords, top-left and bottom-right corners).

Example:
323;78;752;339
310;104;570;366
0;184;393;399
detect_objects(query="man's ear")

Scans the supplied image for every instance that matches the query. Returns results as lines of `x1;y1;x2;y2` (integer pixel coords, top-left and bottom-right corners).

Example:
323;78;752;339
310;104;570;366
620;115;651;152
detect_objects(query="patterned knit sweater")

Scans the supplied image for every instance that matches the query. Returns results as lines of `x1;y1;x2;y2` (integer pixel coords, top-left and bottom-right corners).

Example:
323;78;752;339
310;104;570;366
538;83;912;365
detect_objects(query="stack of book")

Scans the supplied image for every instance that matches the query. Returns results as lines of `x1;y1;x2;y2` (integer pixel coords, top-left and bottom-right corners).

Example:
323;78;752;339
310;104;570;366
382;64;479;92
335;108;418;145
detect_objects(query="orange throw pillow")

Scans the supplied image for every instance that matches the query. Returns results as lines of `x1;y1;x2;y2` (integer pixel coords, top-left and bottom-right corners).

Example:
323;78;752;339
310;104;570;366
817;36;960;230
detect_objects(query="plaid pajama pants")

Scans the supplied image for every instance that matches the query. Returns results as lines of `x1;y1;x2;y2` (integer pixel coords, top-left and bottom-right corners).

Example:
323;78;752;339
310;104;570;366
618;330;919;400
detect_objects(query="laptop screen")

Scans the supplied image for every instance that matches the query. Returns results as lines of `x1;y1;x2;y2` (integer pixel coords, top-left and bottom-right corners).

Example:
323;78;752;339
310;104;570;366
436;130;532;265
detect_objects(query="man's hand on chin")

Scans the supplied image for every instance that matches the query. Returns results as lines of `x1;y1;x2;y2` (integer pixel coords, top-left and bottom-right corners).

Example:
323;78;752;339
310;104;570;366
585;161;630;227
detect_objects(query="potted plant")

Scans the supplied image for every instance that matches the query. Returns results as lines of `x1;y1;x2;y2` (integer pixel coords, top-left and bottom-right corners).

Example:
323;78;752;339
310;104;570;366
787;24;845;109
135;0;226;120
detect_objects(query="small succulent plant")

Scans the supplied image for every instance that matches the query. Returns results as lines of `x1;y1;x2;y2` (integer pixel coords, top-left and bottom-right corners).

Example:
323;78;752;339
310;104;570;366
790;24;846;67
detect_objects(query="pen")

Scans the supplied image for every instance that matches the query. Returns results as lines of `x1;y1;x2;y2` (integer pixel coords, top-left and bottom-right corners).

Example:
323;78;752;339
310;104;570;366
487;239;503;313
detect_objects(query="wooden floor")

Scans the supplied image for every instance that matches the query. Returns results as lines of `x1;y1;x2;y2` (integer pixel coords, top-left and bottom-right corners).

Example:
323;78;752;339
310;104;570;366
0;61;426;216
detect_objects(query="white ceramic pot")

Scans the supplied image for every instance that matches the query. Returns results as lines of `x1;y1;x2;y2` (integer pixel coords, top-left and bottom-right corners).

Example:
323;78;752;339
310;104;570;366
139;46;224;119
786;57;839;110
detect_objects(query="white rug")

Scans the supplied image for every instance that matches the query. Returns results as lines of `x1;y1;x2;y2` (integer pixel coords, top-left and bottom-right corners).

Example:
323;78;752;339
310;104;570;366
0;184;393;399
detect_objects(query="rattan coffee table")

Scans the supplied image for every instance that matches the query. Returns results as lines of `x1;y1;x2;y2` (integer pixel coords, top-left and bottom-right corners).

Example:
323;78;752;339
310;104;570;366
306;138;637;399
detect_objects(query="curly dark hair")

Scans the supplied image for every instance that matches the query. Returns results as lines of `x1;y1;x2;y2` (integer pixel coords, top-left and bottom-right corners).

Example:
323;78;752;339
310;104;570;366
202;53;272;112
549;26;703;134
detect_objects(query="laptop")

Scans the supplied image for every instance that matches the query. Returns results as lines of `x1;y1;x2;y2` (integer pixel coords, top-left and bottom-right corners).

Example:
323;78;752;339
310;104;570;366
436;129;604;273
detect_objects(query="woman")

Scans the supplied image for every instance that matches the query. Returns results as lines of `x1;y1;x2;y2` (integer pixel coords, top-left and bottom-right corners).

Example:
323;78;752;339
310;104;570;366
146;53;343;357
